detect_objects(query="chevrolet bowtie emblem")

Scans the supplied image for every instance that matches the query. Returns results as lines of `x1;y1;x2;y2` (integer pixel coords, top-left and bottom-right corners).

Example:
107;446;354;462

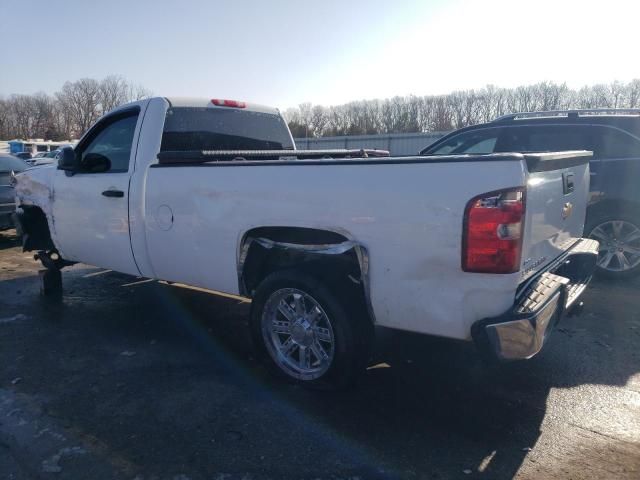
562;202;573;219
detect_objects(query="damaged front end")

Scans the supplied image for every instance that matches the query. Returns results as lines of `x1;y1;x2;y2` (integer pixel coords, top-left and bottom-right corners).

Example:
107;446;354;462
12;167;73;273
12;166;56;252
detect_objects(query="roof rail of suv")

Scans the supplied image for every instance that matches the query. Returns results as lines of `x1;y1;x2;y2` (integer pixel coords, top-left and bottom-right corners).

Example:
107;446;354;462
493;109;640;123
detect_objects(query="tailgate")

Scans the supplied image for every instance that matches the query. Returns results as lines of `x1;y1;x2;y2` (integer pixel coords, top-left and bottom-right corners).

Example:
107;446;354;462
519;151;592;281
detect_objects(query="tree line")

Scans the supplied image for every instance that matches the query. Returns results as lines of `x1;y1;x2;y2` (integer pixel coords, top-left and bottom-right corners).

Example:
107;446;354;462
0;76;151;141
3;78;640;141
284;80;640;138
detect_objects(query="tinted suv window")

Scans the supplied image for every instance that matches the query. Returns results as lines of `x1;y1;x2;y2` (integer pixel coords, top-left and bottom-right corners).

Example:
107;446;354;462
496;125;590;153
425;128;500;155
592;126;640;158
161;107;294;151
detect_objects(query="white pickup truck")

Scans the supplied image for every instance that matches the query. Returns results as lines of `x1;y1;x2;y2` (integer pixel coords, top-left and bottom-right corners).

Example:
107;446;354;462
13;97;599;388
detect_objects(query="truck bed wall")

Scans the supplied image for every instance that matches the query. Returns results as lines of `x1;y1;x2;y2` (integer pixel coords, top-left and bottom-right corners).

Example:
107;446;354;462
141;159;527;340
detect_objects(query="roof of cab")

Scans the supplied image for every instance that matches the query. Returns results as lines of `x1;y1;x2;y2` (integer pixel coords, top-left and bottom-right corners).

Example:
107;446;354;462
164;97;280;115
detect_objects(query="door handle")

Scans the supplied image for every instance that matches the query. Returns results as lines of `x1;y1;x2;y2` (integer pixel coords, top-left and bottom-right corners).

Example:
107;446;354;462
102;189;124;198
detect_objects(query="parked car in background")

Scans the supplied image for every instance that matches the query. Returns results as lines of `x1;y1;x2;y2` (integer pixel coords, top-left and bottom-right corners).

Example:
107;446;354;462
25;152;48;165
0;153;28;230
32;149;62;166
13;152;32;161
12;97;598;388
421;109;640;279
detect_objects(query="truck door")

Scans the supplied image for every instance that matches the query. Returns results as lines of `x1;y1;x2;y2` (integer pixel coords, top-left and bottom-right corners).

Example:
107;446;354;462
52;107;142;275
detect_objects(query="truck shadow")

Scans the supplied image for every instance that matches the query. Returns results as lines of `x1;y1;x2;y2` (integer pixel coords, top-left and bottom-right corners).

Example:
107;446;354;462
1;262;638;479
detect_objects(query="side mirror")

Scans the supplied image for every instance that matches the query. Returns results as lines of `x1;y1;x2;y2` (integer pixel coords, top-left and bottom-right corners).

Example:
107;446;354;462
57;147;79;172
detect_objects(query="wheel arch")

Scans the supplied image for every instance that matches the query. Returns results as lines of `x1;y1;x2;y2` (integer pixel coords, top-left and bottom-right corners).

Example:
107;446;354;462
14;204;55;252
237;226;375;323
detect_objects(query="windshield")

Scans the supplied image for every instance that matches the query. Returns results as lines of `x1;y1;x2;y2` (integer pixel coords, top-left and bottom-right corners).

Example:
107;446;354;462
424;128;501;155
160;107;294;151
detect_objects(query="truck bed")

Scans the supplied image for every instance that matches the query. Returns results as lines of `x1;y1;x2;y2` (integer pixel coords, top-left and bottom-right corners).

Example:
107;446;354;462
139;150;590;340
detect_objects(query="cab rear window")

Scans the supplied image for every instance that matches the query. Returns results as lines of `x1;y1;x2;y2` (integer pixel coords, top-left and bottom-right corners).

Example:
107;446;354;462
160;107;294;151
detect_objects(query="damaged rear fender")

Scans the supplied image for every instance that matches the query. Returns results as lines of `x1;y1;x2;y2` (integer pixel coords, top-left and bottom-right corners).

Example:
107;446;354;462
237;227;375;323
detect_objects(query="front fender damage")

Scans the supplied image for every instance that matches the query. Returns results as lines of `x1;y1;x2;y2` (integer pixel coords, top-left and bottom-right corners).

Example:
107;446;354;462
13;168;57;252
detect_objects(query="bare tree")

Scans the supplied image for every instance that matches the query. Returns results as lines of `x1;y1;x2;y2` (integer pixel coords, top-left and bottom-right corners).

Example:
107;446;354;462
0;99;9;139
325;105;350;136
309;105;328;137
627;80;640;108
9;95;35;139
128;84;153;102
535;81;568;111
609;81;626;109
99;75;131;113
56;78;102;136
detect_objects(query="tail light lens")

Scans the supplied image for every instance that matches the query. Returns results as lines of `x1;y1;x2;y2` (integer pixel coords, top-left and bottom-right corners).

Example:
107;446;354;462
462;188;525;273
211;99;246;108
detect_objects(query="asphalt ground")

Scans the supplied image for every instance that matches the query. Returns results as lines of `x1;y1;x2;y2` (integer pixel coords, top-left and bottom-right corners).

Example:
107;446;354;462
0;228;639;479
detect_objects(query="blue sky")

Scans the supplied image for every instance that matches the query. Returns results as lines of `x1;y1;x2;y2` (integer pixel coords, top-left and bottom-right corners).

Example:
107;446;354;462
1;0;639;108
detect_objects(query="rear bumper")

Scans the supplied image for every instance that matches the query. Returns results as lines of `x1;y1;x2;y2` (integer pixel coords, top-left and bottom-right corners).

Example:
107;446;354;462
471;238;599;361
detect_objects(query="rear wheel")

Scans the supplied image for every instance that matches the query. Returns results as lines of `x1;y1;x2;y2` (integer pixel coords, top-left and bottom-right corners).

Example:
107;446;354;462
586;212;640;279
250;270;369;389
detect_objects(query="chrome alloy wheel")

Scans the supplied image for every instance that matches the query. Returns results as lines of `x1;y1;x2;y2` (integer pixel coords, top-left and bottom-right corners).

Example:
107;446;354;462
589;220;640;272
261;288;335;380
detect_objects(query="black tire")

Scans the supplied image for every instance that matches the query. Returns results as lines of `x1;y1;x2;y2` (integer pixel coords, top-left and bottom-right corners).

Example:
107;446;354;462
250;270;370;390
585;210;640;280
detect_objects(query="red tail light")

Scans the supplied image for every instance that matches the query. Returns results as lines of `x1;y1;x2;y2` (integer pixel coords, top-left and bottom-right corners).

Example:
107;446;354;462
462;188;525;273
211;99;246;108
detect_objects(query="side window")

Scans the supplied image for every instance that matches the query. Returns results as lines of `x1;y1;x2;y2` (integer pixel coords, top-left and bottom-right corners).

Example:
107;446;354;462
426;128;500;155
78;112;139;173
592;126;640;159
496;125;590;153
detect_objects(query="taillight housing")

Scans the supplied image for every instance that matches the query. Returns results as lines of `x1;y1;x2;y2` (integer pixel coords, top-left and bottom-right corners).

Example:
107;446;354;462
462;187;525;273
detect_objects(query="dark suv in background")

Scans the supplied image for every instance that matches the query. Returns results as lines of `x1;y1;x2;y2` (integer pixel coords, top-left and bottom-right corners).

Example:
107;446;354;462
421;109;640;279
